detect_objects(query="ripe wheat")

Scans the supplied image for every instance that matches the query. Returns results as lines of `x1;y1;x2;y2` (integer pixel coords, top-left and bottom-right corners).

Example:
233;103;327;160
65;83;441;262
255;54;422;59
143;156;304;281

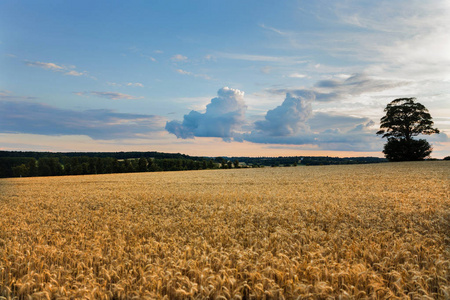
0;161;449;299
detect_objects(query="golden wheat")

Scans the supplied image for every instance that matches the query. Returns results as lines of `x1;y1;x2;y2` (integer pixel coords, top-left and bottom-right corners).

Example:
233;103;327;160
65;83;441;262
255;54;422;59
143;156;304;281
0;161;449;299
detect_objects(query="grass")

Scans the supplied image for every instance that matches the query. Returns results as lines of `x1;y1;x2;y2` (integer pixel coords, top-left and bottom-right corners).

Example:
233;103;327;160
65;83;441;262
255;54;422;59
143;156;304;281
0;161;449;299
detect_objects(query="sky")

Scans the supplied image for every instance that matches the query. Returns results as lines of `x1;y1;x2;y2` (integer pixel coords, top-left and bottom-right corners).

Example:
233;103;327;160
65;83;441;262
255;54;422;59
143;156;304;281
1;0;449;158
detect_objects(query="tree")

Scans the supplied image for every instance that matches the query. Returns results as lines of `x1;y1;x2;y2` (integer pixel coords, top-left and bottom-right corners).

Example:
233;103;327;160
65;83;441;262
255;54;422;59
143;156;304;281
377;98;439;161
233;159;240;168
382;138;433;161
12;164;29;177
138;157;148;172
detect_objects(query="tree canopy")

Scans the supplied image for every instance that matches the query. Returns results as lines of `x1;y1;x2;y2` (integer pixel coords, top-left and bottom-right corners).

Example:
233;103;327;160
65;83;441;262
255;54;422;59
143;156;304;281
377;98;439;161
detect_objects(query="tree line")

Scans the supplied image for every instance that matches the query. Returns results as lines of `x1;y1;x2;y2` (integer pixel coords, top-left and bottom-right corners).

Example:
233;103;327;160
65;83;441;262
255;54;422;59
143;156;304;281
0;151;392;178
0;156;218;178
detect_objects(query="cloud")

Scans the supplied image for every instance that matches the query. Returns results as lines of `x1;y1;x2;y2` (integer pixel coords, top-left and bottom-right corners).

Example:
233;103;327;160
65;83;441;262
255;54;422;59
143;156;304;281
308;113;371;132
270;73;409;102
288;73;307;78
126;82;144;87
65;70;86;76
253;92;314;136
0;90;37;101
107;82;144;87
242;88;382;151
176;69;192;75
165;87;382;151
171;54;188;62
0;100;165;140
25;61;65;71
142;55;156;62
75;91;143;100
314;73;406;94
245;111;381;151
166;87;247;140
215;52;307;64
259;24;288;36
25;60;91;78
176;69;211;80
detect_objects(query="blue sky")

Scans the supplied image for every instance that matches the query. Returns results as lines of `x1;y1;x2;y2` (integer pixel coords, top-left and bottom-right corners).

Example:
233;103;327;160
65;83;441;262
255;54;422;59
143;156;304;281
1;0;449;157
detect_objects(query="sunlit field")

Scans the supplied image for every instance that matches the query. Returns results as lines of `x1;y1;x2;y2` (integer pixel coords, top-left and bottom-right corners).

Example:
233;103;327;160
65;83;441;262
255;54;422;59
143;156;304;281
1;162;449;299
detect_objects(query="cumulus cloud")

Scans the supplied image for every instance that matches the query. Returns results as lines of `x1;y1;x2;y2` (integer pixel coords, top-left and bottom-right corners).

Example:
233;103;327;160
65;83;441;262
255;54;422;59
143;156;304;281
254;91;314;136
246;111;381;151
242;88;382;151
0;100;165;140
75;91;143;100
166;87;247;141
165;87;384;151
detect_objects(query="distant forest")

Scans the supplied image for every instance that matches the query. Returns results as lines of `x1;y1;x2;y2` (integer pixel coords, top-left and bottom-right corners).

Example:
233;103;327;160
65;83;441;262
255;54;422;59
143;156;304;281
0;151;387;178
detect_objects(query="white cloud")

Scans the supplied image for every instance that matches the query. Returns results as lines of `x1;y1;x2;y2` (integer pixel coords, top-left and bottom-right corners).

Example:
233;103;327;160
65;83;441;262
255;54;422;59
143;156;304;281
176;69;211;80
259;24;288;36
25;60;92;78
25;61;65;71
171;54;188;62
253;92;314;136
166;87;247;140
288;73;307;78
65;70;86;76
74;91;143;100
126;82;144;87
216;52;307;64
107;82;144;88
176;69;192;75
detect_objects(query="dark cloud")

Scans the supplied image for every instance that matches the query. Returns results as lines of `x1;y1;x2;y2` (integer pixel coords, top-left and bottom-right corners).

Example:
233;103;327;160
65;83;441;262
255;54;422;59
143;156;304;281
0;100;165;140
269;88;340;102
269;73;409;102
166;87;247;141
314;73;409;96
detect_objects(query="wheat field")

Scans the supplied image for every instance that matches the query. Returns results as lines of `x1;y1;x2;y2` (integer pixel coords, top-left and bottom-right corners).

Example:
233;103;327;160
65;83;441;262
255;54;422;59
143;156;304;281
0;161;449;299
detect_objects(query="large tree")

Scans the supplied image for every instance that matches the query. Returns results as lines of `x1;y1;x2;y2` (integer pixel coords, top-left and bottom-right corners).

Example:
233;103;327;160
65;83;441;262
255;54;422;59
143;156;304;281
377;98;439;161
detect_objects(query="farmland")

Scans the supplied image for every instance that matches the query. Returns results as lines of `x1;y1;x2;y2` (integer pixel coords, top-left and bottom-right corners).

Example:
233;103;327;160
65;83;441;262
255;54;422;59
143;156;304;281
0;162;449;299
